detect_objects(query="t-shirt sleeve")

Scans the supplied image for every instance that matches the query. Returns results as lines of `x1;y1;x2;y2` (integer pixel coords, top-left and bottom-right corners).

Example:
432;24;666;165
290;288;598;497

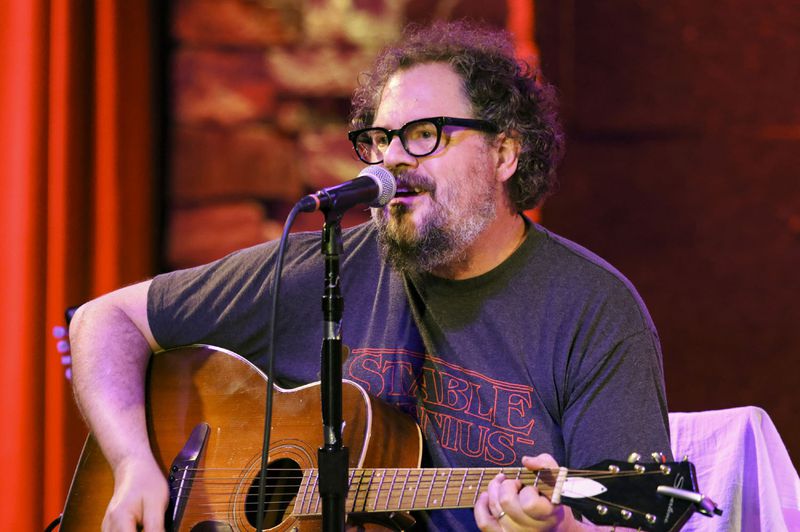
146;223;377;383
560;322;672;469
147;241;280;357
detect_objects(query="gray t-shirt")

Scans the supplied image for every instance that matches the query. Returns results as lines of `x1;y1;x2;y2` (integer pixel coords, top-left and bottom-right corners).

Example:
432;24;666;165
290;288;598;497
148;220;671;530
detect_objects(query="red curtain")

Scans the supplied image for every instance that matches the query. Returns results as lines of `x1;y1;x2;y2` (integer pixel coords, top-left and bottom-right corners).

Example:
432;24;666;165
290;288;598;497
0;1;157;528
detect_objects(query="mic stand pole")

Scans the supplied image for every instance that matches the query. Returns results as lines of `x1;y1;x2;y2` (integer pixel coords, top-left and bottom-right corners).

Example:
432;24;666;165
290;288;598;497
318;207;348;532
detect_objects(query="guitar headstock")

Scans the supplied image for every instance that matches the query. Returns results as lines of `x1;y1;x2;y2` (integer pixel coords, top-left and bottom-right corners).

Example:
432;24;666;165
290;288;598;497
559;458;703;532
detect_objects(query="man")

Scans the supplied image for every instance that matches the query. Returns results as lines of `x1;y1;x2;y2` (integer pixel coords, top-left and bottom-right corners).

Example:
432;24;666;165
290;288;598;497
71;20;671;531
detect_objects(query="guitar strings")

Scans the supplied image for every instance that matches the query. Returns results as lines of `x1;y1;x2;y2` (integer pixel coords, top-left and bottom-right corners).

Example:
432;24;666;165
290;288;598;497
150;490;657;524
160;467;670;522
169;466;660;481
166;470;542;507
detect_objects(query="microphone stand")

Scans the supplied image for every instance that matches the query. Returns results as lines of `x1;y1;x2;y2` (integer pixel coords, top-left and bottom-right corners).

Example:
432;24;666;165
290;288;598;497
318;205;348;532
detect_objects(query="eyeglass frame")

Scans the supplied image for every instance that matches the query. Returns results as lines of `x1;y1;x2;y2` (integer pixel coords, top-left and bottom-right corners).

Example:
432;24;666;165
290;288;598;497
347;116;500;165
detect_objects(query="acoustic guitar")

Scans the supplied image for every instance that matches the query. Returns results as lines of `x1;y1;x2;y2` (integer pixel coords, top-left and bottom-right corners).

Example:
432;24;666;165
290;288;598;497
60;345;718;531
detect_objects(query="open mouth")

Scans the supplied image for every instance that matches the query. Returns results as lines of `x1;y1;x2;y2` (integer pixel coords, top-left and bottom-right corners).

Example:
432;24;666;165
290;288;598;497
394;186;427;198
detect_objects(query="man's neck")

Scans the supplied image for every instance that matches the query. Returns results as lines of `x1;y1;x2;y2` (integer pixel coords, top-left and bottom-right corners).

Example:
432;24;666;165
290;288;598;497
430;211;527;280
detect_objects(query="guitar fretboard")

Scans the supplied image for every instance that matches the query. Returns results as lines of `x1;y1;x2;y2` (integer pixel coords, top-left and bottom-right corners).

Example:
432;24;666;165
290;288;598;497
292;467;557;516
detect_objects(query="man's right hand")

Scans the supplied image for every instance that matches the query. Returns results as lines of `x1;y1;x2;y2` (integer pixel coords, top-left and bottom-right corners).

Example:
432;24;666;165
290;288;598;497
102;456;169;532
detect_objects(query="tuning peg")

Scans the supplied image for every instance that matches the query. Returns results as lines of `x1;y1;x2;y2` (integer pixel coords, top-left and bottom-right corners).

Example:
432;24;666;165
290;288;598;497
627;452;642;463
651;451;666;463
681;454;690;462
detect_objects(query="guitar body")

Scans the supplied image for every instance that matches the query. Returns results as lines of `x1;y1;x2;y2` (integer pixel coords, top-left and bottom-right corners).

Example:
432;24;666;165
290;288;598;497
60;345;423;531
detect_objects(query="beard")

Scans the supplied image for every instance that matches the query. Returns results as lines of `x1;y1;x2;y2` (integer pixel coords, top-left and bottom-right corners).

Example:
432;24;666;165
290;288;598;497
371;164;497;274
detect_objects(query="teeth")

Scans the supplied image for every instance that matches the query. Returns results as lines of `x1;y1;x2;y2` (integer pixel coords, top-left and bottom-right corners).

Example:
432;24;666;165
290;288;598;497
395;186;425;195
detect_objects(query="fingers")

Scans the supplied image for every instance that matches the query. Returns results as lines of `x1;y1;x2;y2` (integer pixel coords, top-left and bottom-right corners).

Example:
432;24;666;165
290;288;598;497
102;492;167;532
475;454;571;531
476;472;526;531
102;460;169;532
497;475;543;529
101;501;138;532
475;472;537;531
142;490;168;532
522;452;558;470
474;491;502;531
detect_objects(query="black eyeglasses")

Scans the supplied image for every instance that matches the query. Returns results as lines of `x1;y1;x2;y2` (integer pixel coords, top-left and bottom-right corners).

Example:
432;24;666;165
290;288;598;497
348;116;499;165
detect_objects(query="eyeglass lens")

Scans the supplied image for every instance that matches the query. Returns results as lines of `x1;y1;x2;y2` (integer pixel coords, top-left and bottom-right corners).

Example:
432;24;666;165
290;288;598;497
354;120;440;163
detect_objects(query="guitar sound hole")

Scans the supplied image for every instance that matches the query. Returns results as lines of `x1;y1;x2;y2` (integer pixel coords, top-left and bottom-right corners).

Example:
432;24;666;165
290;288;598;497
244;458;302;528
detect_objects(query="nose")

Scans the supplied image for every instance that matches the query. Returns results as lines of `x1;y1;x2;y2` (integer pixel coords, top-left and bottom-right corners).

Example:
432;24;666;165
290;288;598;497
382;134;417;169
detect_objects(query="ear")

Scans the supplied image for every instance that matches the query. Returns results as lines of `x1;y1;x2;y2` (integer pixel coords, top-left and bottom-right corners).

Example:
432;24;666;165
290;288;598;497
493;132;521;184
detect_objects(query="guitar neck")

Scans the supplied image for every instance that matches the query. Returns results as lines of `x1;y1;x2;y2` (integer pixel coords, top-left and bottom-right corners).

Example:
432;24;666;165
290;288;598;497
293;467;561;516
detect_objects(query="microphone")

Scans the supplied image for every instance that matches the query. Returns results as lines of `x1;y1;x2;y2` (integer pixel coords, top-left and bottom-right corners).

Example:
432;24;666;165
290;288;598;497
297;166;396;213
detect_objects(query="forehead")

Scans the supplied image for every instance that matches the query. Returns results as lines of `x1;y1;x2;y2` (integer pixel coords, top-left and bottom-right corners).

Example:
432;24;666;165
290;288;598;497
374;62;472;127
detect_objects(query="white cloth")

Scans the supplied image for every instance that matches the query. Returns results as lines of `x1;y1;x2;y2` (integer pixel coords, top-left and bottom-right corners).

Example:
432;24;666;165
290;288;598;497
669;406;800;531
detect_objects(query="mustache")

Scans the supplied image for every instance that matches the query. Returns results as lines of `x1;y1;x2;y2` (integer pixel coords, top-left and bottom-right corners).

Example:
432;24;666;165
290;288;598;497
393;170;435;192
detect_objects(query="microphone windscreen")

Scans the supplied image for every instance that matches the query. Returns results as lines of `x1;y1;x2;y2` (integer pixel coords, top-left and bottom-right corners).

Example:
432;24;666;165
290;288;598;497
359;166;396;207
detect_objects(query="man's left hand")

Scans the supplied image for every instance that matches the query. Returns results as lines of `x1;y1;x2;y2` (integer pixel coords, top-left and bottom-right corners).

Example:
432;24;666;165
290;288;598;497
474;454;583;531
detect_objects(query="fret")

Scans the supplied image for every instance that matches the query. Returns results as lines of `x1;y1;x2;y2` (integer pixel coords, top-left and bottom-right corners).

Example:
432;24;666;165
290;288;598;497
457;468;468;506
398;468;411;510
385;468;398;510
370;469;386;512
312;470;321;514
346;469;358;513
410;469;423;509
439;469;452;507
297;469;311;515
362;469;373;512
424;469;436;508
369;469;382;511
473;468;486;505
351;470;368;512
534;469;541;487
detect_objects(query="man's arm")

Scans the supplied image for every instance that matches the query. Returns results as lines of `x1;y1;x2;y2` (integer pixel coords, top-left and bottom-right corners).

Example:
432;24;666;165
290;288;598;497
70;280;168;532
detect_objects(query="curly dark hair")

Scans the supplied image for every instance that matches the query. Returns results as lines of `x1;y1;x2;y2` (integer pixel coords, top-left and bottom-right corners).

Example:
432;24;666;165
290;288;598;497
350;20;565;210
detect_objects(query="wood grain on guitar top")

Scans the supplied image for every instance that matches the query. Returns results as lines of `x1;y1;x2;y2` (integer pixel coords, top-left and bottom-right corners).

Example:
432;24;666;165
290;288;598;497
60;345;423;531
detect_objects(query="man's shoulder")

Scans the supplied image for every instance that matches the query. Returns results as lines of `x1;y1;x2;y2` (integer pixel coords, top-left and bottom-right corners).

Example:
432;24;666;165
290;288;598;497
342;220;378;242
530;224;636;291
527;224;656;329
341;221;382;260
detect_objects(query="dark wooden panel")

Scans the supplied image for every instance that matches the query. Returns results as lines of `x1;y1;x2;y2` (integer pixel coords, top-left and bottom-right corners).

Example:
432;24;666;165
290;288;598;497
537;0;800;466
570;0;800;131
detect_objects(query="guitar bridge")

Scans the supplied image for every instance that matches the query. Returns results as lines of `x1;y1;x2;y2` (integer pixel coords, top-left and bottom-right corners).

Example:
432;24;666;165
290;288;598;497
165;423;210;530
